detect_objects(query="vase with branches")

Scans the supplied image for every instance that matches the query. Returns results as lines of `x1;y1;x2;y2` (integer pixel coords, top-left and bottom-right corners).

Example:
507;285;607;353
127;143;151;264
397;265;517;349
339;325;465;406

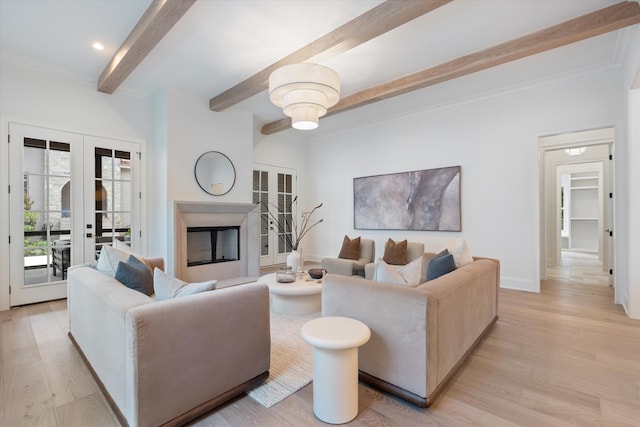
262;196;323;272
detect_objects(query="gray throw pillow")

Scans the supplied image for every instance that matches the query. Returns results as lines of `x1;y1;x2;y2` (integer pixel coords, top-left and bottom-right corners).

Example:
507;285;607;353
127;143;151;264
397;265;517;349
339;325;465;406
115;255;153;296
426;249;456;281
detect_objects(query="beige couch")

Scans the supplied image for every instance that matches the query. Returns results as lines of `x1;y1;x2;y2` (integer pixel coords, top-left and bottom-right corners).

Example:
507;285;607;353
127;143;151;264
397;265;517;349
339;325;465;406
321;238;375;277
67;261;270;427
322;253;499;407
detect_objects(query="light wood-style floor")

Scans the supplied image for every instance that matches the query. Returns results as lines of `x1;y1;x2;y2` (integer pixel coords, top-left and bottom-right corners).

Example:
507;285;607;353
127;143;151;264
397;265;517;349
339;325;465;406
546;250;610;286
1;280;639;426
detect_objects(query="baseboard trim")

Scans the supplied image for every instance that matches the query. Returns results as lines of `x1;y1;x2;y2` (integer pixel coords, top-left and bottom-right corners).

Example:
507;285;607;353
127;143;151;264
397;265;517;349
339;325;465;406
358;315;499;408
68;332;269;427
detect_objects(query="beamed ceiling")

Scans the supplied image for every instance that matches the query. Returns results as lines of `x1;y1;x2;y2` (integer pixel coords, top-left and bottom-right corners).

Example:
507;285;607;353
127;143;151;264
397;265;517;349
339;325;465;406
1;1;639;136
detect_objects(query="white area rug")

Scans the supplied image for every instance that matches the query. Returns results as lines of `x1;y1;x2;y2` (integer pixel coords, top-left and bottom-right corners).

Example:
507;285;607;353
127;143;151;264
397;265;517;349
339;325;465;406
248;310;320;408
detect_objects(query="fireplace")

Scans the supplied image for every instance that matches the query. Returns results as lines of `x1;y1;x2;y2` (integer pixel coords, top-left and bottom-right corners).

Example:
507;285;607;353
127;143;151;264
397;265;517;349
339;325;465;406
170;201;259;283
186;226;240;266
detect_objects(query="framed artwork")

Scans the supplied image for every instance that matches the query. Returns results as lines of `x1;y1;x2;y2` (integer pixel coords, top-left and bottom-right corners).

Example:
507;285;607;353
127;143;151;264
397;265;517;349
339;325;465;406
353;166;461;231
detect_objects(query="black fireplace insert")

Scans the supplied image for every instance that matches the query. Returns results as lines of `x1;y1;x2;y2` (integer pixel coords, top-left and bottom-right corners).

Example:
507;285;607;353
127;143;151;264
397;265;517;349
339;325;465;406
186;226;240;267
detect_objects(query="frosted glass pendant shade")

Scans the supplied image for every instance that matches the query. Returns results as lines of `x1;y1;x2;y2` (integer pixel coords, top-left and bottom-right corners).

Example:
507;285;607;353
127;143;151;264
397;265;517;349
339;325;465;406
269;63;340;130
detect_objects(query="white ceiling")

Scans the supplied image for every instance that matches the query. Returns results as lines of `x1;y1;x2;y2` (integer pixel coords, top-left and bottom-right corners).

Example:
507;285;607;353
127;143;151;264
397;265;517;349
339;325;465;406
1;0;637;133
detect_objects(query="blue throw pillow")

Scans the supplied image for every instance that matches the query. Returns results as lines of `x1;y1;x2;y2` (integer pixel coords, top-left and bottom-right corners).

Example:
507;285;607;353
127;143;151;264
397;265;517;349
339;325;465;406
426;250;457;281
115;255;153;296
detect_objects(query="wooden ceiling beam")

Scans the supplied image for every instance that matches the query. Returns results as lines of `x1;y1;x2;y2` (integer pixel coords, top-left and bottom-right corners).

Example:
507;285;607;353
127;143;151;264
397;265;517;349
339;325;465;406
208;0;452;111
98;0;197;94
262;1;640;135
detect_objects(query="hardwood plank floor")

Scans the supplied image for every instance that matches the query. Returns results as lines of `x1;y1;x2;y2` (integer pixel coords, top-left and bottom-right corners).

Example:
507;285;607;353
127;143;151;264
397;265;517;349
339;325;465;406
1;279;638;426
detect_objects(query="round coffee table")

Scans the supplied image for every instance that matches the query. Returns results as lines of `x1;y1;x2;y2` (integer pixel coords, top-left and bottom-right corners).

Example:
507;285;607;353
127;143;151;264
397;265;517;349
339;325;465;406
301;316;371;424
258;272;322;315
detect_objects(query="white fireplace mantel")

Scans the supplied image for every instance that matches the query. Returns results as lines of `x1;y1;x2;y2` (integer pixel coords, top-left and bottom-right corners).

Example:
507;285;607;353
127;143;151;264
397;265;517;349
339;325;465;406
169;200;260;282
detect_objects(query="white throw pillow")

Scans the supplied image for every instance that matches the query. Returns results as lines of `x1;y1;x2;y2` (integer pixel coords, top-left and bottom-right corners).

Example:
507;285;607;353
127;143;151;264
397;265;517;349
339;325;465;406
96;244;130;277
153;268;217;301
374;257;423;287
445;238;473;268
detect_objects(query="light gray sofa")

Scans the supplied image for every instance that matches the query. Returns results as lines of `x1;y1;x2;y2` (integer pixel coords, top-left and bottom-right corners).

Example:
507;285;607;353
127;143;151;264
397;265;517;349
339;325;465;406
322;253;499;407
321;238;375;277
67;261;270;427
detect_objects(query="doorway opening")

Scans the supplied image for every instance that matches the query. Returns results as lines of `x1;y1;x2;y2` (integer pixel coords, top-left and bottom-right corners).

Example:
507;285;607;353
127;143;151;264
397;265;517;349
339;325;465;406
539;128;614;294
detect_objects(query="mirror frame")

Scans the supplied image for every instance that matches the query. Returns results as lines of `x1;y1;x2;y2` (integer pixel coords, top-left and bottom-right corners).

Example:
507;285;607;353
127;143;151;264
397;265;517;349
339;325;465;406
194;151;236;196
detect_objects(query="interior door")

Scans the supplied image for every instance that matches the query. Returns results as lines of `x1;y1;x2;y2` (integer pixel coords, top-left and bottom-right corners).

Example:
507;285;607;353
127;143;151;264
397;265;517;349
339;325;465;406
9;123;83;306
83;136;141;262
252;164;296;267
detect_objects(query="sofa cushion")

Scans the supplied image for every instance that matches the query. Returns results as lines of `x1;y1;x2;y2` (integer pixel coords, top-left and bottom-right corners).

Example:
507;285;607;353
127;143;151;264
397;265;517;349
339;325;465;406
383;238;407;265
426;250;457;281
374;256;422;287
113;239;154;273
115;255;153;296
96;244;130;277
338;235;361;260
445;238;473;268
153;268;217;301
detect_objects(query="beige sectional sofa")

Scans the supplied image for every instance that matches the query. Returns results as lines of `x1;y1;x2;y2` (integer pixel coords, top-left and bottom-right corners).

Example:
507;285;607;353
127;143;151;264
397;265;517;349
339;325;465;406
67;261;271;427
322;253;499;407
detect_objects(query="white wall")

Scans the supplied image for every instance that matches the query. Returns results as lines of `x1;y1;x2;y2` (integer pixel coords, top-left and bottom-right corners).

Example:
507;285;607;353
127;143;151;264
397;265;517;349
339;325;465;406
627;88;640;318
253;129;308;198
623;26;640;318
301;67;624;292
0;60;154;311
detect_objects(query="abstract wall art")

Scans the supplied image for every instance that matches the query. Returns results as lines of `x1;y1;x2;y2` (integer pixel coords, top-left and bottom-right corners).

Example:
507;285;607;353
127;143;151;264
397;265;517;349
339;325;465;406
353;166;461;231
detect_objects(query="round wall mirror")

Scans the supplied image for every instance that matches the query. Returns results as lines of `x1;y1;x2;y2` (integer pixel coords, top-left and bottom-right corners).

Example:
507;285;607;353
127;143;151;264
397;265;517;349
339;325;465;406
194;151;236;196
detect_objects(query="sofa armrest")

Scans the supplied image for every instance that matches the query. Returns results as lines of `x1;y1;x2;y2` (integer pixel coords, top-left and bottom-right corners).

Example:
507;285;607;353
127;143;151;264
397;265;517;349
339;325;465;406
419;258;499;388
145;256;164;272
125;283;270;427
322;274;432;398
364;262;374;280
321;257;356;276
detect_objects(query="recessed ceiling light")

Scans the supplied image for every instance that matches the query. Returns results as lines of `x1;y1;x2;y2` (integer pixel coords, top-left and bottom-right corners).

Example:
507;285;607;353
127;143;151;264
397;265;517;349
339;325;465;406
92;42;104;51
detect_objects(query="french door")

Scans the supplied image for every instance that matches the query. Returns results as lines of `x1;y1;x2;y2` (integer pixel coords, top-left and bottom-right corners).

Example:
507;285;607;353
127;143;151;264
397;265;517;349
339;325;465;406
252;164;296;267
8;123;141;306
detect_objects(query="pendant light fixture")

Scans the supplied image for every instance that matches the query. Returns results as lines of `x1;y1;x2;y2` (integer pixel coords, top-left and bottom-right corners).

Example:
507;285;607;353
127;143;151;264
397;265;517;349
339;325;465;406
268;63;340;130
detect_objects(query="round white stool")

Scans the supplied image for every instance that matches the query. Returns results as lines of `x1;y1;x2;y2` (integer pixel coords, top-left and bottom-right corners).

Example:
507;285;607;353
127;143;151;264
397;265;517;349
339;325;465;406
301;316;371;424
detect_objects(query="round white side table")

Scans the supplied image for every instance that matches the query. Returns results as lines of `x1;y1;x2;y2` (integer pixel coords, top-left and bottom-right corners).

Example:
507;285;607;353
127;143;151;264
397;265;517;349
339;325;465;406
258;272;322;315
301;316;371;424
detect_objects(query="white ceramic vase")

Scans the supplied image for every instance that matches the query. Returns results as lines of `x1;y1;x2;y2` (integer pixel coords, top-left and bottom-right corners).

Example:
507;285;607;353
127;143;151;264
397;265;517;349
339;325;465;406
287;250;302;275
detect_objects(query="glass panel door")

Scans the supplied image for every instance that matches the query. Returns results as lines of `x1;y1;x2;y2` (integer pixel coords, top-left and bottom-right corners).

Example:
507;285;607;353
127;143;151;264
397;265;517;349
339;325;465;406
9;124;83;306
253;164;296;266
83;136;141;262
9;124;142;307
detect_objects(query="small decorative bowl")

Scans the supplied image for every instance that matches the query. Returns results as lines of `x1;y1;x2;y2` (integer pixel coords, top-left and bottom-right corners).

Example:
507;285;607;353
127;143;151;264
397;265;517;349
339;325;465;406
276;266;296;283
308;268;327;280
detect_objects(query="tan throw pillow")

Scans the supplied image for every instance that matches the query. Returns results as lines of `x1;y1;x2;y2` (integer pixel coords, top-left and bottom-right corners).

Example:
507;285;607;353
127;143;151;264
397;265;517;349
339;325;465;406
113;239;152;274
383;238;407;265
338;235;361;260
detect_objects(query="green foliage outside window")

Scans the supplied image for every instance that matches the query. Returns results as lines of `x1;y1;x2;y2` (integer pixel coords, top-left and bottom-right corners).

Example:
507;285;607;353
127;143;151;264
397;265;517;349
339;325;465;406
24;192;47;256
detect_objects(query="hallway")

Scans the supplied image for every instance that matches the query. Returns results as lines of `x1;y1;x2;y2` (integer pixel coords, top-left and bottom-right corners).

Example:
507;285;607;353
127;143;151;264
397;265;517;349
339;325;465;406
547;250;610;286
